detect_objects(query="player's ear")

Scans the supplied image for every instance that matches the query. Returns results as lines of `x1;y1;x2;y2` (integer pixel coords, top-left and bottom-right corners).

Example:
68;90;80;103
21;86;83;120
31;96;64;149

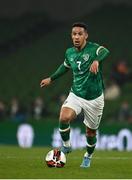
85;32;88;40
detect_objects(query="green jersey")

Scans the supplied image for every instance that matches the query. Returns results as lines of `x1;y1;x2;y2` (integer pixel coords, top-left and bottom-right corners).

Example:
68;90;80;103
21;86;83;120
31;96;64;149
50;42;110;100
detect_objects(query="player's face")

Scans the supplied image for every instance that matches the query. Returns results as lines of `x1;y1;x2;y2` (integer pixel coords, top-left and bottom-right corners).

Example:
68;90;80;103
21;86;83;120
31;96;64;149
71;27;88;50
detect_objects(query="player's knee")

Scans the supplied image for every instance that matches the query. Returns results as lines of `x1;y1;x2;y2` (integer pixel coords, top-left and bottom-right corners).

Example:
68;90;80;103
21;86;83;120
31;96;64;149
59;113;73;123
59;108;76;123
86;127;96;137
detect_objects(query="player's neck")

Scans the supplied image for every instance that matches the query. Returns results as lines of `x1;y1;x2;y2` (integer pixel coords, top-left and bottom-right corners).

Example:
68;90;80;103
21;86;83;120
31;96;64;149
76;41;87;51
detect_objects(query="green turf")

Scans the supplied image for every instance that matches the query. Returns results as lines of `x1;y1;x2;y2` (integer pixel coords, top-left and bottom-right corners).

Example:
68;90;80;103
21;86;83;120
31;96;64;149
0;145;132;179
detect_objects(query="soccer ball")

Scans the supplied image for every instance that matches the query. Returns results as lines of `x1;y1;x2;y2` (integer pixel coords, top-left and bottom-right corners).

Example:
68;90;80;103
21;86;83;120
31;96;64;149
45;149;66;168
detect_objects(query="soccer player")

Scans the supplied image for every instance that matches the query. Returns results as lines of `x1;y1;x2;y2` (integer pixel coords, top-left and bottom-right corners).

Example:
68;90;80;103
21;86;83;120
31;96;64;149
40;22;110;168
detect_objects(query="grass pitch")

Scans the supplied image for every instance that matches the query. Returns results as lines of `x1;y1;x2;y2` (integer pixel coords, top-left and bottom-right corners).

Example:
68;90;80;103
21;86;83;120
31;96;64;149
0;145;132;179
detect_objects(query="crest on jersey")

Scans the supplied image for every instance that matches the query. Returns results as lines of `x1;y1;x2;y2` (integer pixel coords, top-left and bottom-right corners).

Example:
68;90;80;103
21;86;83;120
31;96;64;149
82;54;89;61
70;57;74;62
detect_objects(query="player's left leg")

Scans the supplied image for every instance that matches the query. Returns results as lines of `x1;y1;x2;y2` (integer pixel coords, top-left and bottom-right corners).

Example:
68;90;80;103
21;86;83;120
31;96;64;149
80;127;96;168
80;93;104;168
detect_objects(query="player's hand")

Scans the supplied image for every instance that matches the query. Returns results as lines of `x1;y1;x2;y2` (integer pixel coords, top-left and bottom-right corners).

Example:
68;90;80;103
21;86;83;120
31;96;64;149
89;60;99;74
40;77;52;88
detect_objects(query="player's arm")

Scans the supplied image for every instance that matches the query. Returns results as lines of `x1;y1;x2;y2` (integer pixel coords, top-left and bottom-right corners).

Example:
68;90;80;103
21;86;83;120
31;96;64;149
50;63;70;81
95;46;110;62
40;63;69;88
90;46;110;74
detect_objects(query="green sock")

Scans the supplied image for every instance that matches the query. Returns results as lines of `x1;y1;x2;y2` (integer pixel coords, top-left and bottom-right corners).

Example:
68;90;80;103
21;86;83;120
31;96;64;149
59;121;70;142
86;136;97;155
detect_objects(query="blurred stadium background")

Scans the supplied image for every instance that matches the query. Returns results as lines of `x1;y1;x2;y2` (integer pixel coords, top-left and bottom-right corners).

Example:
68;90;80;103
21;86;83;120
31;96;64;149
0;0;132;151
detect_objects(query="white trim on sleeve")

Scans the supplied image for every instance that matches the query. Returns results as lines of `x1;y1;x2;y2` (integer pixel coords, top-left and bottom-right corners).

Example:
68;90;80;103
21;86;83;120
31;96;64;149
96;46;104;56
64;61;71;68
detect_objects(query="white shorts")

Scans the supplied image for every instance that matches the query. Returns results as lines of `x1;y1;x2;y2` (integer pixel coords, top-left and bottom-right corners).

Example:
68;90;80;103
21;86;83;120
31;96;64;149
62;92;104;129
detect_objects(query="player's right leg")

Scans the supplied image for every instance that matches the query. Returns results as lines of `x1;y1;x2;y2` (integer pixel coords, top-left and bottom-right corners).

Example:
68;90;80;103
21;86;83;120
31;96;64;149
59;92;82;154
59;107;76;154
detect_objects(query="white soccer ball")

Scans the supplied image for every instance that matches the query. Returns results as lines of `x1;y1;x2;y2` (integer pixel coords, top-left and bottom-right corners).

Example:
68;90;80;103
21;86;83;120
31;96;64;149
45;149;66;168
